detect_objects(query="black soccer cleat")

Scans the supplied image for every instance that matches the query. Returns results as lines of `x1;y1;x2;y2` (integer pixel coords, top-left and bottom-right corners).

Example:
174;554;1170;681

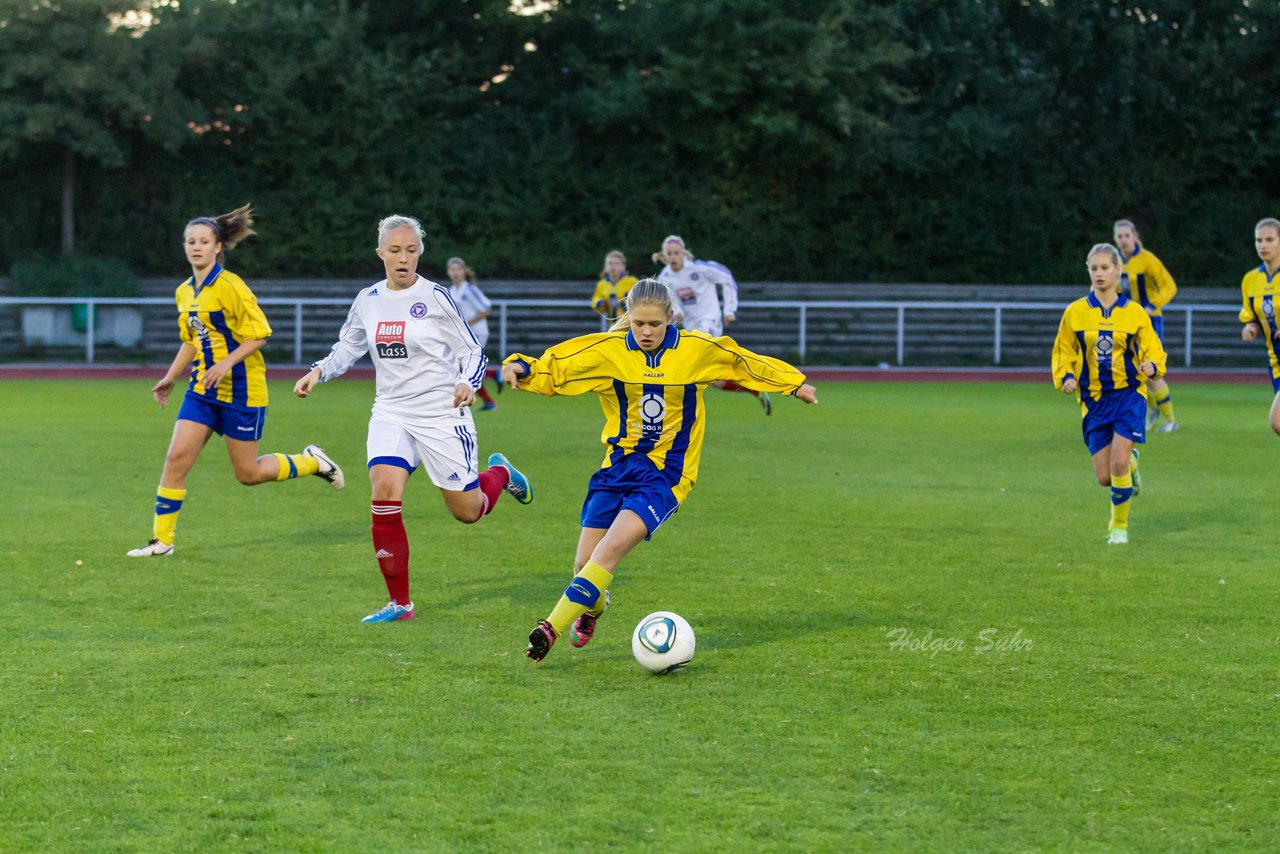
525;620;558;662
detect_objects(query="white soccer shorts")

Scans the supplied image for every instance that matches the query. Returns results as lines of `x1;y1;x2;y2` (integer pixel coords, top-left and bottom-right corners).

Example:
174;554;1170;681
366;416;479;491
683;315;723;337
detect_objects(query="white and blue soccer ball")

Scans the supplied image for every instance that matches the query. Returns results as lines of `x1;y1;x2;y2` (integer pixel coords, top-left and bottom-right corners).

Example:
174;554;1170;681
631;611;696;674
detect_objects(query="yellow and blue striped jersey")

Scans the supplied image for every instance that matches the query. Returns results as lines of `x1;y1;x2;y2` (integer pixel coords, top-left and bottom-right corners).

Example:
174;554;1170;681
505;326;806;503
1052;292;1167;408
174;264;273;407
1239;264;1280;382
590;275;638;319
1120;245;1177;316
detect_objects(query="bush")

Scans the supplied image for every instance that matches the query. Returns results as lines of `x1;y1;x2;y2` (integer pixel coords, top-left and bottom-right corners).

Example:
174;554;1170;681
10;255;139;297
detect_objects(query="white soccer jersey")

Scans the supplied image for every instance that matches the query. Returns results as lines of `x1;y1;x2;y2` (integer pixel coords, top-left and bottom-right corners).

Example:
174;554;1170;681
312;276;488;427
450;280;492;347
657;259;739;333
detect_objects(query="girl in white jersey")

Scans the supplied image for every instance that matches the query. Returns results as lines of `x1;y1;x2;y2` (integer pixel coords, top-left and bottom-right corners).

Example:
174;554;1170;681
446;256;499;410
654;234;772;415
293;215;533;623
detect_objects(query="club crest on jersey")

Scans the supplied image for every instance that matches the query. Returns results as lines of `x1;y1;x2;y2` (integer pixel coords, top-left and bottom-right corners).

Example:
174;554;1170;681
638;392;666;437
689;272;700;281
375;320;408;359
1263;299;1275;321
410;302;427;318
186;314;209;341
1095;337;1113;358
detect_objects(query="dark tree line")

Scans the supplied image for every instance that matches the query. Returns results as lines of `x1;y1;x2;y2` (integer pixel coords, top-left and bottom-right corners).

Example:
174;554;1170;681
1;0;1278;285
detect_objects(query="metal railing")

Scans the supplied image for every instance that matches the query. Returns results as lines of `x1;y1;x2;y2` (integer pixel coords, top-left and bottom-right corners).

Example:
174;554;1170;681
0;296;1246;367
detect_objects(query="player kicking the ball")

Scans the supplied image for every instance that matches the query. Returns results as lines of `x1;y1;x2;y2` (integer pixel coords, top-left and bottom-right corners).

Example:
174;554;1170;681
501;278;817;662
295;215;532;622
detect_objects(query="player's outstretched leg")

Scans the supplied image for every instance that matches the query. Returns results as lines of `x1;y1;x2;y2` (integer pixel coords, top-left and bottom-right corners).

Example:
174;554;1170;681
487;453;533;505
303;444;345;489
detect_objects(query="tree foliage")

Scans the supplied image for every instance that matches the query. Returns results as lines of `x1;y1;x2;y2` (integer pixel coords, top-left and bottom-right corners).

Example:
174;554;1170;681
1;0;1278;284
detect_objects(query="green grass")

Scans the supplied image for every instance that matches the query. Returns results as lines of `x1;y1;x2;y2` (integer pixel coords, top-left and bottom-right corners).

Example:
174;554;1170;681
1;378;1278;851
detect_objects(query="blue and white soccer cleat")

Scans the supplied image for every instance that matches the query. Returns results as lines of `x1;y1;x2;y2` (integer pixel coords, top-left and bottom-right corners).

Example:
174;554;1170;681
361;601;415;623
488;452;533;505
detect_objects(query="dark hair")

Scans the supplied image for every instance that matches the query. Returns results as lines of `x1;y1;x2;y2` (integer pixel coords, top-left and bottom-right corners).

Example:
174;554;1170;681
186;203;255;263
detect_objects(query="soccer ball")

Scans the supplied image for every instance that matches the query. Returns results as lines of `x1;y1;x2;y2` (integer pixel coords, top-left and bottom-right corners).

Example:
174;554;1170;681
631;611;696;674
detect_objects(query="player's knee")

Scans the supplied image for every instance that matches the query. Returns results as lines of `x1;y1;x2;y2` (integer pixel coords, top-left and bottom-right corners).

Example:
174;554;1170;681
234;467;262;485
1096;472;1112;487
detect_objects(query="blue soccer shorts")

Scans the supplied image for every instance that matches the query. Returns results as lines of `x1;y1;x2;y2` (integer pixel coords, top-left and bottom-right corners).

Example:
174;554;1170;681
178;391;265;441
581;454;680;540
1081;388;1147;455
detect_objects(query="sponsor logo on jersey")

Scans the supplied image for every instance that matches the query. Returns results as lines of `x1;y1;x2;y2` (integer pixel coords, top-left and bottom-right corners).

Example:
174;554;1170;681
676;286;697;305
638;392;666;437
375;320;408;359
410;302;427;318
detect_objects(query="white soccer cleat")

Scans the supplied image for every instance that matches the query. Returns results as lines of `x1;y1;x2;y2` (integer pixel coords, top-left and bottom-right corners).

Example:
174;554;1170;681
127;538;174;557
1107;528;1129;545
304;444;345;490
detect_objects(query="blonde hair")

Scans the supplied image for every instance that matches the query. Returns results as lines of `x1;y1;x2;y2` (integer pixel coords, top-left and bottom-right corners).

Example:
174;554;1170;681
609;277;677;332
1087;243;1123;268
447;256;477;284
599;250;627;279
377;214;425;249
185;203;255;263
651;234;696;265
1255;218;1280;235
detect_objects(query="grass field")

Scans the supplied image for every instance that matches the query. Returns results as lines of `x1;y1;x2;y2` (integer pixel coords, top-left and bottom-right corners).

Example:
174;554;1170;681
2;377;1279;851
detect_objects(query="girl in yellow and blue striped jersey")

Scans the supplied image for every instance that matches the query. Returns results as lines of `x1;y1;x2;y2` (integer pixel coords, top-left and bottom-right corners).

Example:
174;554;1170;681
500;278;819;662
590;249;637;322
1053;243;1167;546
126;205;344;557
1238;217;1280;436
1114;219;1178;431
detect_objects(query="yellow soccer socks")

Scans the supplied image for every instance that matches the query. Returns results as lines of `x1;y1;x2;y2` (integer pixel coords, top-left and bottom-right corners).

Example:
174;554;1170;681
1109;471;1133;531
273;452;320;481
152;486;186;546
545;561;614;636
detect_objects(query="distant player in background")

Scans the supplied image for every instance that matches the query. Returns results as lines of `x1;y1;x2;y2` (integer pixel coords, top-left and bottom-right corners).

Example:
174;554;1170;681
294;215;532;623
590;249;637;323
654;234;772;415
1114;219;1178;432
1237;217;1280;436
500;278;818;662
1052;243;1167;546
127;204;344;558
446;256;498;410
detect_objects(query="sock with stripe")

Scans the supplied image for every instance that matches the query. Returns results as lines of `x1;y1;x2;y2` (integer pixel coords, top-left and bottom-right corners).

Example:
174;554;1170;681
1109;471;1133;530
272;453;320;481
152;485;186;546
1156;388;1175;422
545;561;614;636
371;501;410;605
